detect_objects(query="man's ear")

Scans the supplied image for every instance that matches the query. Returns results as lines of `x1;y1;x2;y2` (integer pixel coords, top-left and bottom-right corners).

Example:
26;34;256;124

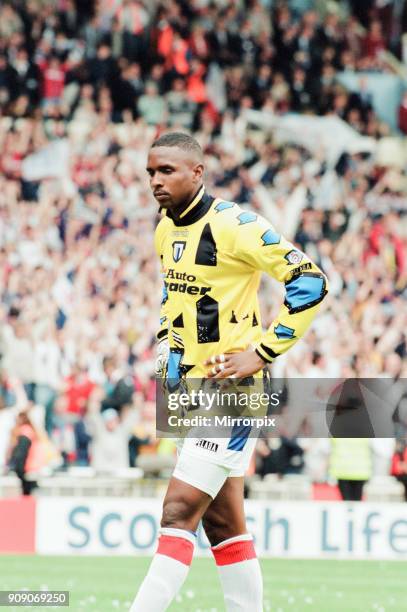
193;162;204;183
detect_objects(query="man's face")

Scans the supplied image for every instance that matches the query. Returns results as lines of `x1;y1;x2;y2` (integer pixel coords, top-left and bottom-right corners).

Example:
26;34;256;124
146;146;204;211
105;418;119;432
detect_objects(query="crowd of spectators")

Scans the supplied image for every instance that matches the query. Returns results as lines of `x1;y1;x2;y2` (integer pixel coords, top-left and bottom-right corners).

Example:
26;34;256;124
0;0;406;494
0;0;404;136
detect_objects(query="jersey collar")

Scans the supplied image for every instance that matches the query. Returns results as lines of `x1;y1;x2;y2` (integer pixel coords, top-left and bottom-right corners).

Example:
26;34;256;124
166;186;214;226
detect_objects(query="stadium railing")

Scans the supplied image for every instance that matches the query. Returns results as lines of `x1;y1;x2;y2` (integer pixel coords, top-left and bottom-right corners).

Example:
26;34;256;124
248;474;313;501
364;476;405;502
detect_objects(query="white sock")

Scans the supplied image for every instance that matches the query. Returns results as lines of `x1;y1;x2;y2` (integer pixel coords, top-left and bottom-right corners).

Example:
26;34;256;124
130;527;196;611
211;533;263;612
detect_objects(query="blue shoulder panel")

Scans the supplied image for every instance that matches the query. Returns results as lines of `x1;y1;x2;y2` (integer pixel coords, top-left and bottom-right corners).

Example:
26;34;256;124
215;201;235;213
261;229;281;246
237;212;257;225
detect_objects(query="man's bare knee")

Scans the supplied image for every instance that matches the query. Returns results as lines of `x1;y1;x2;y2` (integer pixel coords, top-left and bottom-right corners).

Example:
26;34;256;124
161;477;212;531
202;511;230;546
161;498;192;529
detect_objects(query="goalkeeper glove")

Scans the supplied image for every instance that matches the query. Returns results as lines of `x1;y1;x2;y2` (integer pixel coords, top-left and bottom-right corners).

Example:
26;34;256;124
155;337;169;377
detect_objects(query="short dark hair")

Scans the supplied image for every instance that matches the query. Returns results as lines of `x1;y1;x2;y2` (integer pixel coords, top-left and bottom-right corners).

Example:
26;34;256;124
151;132;203;160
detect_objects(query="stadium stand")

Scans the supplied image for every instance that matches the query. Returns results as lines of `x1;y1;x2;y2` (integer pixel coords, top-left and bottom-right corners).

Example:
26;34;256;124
0;0;405;500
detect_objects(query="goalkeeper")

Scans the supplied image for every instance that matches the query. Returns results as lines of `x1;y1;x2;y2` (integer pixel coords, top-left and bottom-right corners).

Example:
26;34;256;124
131;132;328;611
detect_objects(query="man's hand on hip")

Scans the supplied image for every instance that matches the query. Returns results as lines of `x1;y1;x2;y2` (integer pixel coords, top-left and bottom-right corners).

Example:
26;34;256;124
204;348;266;379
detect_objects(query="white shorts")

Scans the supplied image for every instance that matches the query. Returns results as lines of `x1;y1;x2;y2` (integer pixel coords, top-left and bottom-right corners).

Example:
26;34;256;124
169;373;269;498
173;432;258;499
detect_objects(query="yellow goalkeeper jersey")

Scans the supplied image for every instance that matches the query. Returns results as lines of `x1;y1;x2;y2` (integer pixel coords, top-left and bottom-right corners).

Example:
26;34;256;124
155;186;328;379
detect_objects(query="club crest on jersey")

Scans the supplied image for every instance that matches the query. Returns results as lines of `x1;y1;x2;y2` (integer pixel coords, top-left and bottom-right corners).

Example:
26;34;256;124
285;250;303;265
172;241;186;262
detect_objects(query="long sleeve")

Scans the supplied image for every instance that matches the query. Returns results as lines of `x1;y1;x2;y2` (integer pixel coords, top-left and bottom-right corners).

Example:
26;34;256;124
232;215;329;363
157;268;169;341
154;218;170;341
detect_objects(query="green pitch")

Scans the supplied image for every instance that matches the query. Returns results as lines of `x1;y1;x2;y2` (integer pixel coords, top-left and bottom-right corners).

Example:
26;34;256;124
0;555;405;611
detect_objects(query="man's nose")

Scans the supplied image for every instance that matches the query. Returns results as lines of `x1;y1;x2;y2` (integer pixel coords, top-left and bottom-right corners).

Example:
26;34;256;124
151;173;163;189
